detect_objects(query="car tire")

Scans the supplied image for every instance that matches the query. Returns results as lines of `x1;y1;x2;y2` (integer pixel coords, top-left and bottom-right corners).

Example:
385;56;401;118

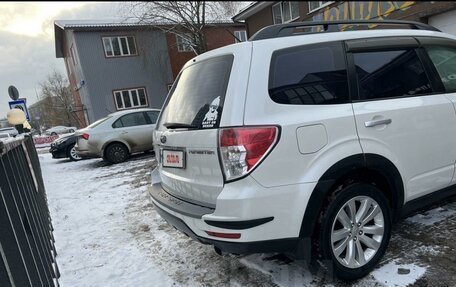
51;132;57;136
105;143;129;164
67;144;81;161
317;183;392;281
69;129;75;133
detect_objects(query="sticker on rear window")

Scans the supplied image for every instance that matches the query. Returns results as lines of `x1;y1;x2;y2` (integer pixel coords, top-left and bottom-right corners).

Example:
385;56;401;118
202;96;220;128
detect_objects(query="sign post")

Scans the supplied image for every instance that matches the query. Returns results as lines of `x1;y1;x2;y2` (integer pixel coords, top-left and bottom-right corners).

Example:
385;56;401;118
9;99;30;122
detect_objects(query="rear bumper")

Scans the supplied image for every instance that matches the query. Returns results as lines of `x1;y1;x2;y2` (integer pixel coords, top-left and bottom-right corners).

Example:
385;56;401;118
148;168;317;258
153;202;303;255
75;149;99;159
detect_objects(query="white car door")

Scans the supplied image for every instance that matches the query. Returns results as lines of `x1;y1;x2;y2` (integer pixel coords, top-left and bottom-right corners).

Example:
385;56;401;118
347;37;456;202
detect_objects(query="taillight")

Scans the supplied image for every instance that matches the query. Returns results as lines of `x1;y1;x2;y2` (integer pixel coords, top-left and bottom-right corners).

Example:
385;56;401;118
82;133;90;140
219;126;278;181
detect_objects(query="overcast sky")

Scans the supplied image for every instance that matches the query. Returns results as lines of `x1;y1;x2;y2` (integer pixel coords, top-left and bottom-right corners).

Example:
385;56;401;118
0;2;125;118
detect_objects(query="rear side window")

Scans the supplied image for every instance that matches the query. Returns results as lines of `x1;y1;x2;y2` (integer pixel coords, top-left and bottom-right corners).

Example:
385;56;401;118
87;116;111;129
157;55;234;130
426;45;456;93
353;49;432;100
146;111;160;124
113;112;148;128
269;42;350;105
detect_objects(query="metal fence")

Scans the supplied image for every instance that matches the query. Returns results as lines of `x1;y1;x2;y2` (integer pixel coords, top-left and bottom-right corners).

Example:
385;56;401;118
0;135;59;286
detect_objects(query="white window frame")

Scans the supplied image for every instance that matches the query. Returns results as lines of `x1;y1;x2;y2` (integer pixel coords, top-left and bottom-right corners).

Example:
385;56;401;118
272;2;300;24
308;1;334;14
176;34;193;52
234;30;248;42
102;36;137;58
113;87;148;110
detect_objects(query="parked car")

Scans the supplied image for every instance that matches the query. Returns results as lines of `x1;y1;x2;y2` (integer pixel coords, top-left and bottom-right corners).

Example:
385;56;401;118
49;134;81;161
0;127;18;137
75;108;160;164
45;126;77;135
149;20;456;280
0;132;11;140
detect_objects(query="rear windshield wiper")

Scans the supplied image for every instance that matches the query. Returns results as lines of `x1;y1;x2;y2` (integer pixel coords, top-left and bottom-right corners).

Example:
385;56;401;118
163;122;198;129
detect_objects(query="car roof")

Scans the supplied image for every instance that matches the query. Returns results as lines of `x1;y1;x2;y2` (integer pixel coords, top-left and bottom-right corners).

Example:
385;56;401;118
108;108;161;117
252;29;456;46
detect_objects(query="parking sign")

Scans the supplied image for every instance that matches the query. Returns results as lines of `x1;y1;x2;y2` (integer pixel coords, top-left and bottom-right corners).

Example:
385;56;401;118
9;98;30;122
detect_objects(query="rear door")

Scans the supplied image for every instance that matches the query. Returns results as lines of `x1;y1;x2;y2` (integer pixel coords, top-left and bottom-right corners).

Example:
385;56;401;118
420;37;456;185
113;112;153;152
154;45;251;207
348;37;456;201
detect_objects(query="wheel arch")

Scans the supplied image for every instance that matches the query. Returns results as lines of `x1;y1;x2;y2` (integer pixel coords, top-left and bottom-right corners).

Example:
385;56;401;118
298;153;404;240
102;140;131;158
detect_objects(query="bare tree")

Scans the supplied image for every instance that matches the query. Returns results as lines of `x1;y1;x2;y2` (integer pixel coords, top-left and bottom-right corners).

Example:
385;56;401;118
38;70;80;128
122;1;248;55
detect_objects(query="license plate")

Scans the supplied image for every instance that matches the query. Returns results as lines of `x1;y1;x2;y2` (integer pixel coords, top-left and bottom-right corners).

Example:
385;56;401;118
162;149;185;168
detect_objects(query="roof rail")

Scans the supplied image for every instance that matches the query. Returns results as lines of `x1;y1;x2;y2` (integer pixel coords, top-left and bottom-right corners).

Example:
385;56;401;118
249;20;441;41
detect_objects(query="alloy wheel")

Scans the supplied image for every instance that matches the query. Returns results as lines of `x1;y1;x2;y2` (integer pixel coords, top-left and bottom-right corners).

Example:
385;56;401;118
70;146;81;161
330;196;385;268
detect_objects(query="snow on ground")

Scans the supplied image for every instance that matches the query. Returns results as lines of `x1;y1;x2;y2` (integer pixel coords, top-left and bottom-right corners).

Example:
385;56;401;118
371;261;426;287
40;152;456;286
406;203;456;226
42;153;174;287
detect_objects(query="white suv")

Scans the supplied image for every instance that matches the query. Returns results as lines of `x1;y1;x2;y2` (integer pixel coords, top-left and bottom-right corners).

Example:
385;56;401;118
149;20;456;280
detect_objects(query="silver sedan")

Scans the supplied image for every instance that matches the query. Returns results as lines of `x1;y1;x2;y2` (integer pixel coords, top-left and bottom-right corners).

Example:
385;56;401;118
74;108;160;164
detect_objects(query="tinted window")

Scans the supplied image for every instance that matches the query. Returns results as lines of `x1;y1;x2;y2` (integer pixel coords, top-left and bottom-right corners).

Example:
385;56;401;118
354;49;432;100
112;119;123;128
146;111;160;124
158;55;233;130
426;46;456;93
114;112;148;128
269;42;350;105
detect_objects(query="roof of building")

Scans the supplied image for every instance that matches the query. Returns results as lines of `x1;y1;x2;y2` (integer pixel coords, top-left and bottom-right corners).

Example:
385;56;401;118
232;1;273;22
54;18;244;58
55;18;241;30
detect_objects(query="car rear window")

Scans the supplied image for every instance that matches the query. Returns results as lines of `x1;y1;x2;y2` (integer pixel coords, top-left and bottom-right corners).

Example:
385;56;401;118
157;55;234;130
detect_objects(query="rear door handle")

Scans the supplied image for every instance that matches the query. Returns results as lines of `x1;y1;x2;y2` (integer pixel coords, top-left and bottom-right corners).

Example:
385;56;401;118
364;118;392;128
120;131;128;134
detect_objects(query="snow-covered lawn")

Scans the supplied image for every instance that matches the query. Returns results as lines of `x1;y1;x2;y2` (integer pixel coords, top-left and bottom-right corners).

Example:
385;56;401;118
40;152;456;286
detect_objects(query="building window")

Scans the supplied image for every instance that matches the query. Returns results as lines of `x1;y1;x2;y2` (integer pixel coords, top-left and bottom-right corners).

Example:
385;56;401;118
234;30;247;42
308;1;333;13
113;87;148;110
102;36;137;57
272;2;299;24
176;34;193;52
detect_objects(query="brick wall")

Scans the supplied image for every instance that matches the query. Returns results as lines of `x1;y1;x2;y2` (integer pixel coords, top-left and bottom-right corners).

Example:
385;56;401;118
166;25;246;79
